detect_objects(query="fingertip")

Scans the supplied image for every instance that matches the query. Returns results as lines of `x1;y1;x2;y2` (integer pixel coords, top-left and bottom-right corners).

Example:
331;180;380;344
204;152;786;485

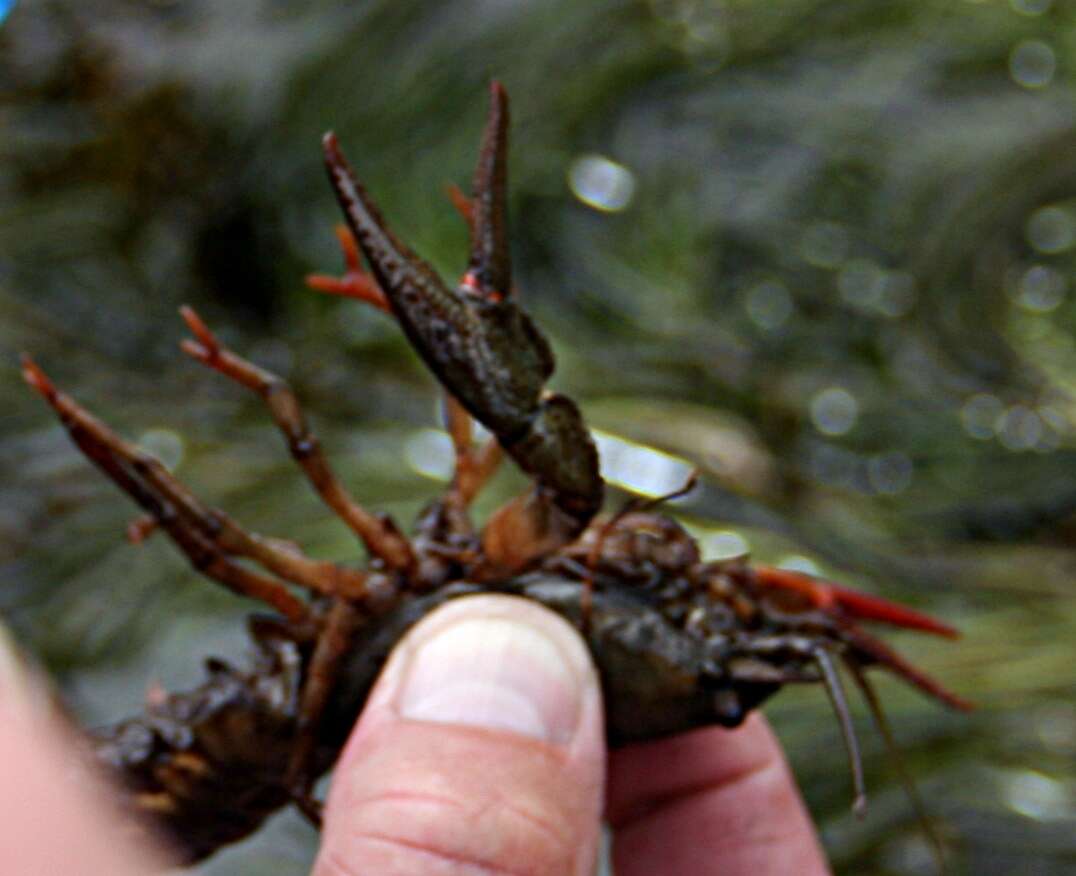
608;715;830;876
315;595;606;876
0;624;172;874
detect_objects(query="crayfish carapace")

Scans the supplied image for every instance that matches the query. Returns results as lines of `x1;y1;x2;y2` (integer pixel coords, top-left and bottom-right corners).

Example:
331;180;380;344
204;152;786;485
22;82;970;863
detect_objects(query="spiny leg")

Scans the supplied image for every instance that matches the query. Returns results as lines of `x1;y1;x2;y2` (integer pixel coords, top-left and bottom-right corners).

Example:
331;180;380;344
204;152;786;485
23;355;369;602
180;306;413;573
446;183;474;228
286;598;367;824
404;397;503;581
443;394;503;510
21;355;313;621
306;225;391;312
178;308;424;806
753;566;959;638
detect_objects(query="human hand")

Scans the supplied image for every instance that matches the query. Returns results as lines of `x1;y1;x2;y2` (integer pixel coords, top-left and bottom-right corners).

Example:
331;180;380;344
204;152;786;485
0;597;831;875
314;594;832;875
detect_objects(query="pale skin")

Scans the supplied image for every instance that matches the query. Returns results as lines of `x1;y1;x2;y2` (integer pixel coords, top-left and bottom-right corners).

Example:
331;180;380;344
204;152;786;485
0;596;831;876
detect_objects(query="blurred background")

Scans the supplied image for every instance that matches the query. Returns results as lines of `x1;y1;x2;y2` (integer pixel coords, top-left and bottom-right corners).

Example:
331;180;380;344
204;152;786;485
2;1;1075;873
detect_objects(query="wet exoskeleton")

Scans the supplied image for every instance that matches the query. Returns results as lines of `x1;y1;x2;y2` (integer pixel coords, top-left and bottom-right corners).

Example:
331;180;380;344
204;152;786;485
22;82;970;864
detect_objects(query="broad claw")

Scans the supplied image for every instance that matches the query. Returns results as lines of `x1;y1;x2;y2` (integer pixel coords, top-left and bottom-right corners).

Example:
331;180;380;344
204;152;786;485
751;566;973;711
320;83;604;553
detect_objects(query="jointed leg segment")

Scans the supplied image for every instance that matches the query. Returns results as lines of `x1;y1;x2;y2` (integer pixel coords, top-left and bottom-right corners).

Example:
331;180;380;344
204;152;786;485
443;394;503;509
21;355;316;621
179;306;413;573
305;225;391;311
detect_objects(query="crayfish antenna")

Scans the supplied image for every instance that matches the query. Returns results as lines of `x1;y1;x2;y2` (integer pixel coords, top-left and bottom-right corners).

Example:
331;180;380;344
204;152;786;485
814;647;868;818
847;663;951;875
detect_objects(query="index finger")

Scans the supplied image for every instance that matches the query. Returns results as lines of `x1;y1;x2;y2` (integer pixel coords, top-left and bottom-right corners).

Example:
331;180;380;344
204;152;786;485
606;714;831;876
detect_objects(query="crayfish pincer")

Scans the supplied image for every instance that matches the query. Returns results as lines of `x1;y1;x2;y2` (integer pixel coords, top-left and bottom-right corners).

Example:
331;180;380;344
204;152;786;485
321;81;602;572
21;81;970;863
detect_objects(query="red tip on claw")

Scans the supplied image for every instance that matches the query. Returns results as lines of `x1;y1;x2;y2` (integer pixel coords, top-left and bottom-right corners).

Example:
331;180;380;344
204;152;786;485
754;566;960;638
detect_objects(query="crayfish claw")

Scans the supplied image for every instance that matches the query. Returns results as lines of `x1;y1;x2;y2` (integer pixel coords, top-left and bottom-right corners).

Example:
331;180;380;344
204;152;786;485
322;131;460;327
322;94;604;547
843;625;975;712
464;80;511;301
754;566;960;638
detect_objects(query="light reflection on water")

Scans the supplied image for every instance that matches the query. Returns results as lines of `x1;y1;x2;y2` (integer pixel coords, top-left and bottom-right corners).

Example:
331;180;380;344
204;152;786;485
593;429;695;497
697;528;750;560
1009;39;1056;89
568;155;636;213
810;386;859;436
1026;205;1076;255
1001;769;1073;821
776;554;821;575
745;278;793;331
403;428;454;481
1015;265;1066;313
137;427;185;472
402;426;700;501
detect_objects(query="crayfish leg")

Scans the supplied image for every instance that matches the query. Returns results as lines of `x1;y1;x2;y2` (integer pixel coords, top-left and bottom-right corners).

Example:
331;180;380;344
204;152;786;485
480;489;579;574
21;354;312;622
285;599;367;823
306;225;392;313
442;395;503;509
179;306;414;575
446;183;474;227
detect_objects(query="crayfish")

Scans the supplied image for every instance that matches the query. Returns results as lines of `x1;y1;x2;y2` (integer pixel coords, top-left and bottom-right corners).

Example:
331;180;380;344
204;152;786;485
21;82;970;864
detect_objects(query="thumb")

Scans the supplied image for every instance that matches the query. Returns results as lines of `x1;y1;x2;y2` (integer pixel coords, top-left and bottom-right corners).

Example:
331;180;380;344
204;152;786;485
313;594;606;876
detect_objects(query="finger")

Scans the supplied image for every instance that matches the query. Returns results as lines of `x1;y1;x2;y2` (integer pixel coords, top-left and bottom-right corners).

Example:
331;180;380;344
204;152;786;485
607;714;830;876
0;624;171;874
313;594;605;876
